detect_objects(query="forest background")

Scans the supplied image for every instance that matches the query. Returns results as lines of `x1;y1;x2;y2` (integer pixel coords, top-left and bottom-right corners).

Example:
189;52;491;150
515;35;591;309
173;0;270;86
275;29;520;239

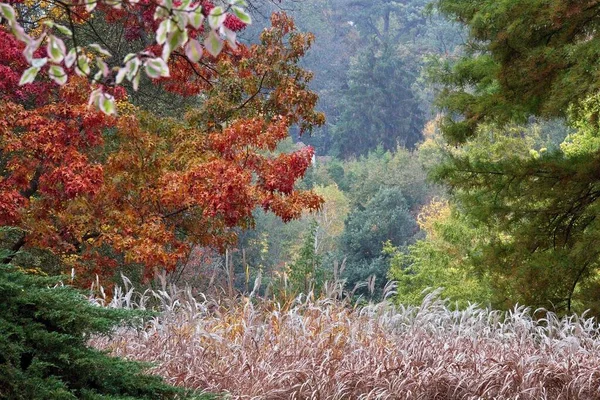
5;0;600;397
3;0;600;320
219;0;599;316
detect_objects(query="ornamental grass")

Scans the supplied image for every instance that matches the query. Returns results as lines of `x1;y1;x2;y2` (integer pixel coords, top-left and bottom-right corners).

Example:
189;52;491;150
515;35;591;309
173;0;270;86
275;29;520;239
91;280;600;399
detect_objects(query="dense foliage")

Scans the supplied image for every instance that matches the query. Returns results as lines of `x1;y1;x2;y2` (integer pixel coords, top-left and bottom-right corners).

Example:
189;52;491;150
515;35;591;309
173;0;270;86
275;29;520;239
7;0;600;394
0;9;324;285
0;248;196;399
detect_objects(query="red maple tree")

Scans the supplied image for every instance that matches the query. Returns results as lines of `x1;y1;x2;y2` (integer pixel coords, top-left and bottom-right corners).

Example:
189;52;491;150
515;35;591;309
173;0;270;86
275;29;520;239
0;12;324;285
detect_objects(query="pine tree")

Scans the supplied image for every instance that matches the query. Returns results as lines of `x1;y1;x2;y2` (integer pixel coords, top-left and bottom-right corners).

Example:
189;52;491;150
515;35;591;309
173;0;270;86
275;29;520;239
0;241;207;399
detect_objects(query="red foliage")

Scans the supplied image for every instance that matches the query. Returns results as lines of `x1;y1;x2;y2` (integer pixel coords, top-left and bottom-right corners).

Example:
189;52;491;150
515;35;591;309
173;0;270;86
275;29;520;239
0;13;321;286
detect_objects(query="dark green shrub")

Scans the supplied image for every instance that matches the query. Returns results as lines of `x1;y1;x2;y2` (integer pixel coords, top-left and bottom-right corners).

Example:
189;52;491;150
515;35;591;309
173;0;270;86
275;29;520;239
0;249;203;400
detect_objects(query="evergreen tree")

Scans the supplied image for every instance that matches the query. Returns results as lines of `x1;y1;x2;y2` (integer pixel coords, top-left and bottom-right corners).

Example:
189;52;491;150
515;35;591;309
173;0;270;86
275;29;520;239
434;0;600;143
333;43;424;157
340;187;417;294
423;0;600;313
0;244;204;399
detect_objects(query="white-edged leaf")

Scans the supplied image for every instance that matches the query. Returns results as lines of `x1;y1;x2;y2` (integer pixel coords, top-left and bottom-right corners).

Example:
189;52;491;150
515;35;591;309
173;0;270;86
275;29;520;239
162;28;187;60
31;57;48;68
23;34;45;63
99;93;116;115
48;64;67;85
115;66;128;85
89;43;112;57
174;11;187;31
126;57;140;79
229;0;247;6
106;0;122;9
156;19;172;45
221;26;237;49
204;30;223;57
184;39;203;62
132;70;140;90
10;21;30;43
47;35;66;63
85;0;97;12
0;4;16;22
208;6;226;29
188;7;204;29
93;70;103;82
123;53;137;63
75;55;90;76
96;57;109;77
54;23;73;37
144;57;170;78
177;0;192;10
231;6;251;24
154;5;169;20
88;88;102;107
64;48;77;68
19;66;40;85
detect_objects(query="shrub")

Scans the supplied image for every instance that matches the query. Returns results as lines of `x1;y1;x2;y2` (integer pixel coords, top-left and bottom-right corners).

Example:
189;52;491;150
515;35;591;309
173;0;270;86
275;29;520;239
0;249;204;400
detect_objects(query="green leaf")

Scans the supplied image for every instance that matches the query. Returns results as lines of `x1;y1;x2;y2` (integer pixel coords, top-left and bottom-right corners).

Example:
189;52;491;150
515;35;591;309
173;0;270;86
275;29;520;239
231;6;251;24
208;6;226;29
204;30;223;57
48;65;67;85
19;66;40;85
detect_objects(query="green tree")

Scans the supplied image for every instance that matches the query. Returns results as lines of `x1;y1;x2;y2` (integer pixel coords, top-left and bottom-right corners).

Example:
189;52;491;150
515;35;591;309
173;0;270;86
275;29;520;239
333;43;424;157
0;245;202;399
429;0;600;314
288;221;329;295
434;0;600;143
387;199;491;308
340;187;417;294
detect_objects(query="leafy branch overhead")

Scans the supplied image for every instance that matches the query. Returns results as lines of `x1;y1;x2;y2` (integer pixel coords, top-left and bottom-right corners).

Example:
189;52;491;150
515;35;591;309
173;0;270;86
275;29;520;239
0;0;252;114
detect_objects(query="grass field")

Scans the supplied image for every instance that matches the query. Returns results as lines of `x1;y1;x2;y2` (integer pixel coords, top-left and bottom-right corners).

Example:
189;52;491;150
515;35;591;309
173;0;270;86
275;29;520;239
91;282;600;399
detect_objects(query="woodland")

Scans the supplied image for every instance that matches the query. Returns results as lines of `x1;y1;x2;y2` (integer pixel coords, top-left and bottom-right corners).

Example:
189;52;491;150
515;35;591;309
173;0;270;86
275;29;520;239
2;0;600;398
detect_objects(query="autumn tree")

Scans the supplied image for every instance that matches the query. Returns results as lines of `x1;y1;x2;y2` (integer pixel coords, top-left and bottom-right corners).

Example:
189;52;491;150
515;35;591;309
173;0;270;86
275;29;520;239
0;10;325;285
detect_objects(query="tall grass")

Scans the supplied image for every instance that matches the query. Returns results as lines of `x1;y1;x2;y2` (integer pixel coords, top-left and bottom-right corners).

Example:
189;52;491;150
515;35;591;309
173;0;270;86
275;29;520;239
91;281;600;399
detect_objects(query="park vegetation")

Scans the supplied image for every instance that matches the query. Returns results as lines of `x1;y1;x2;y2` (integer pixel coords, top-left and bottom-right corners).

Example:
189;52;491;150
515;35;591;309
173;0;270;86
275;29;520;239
3;0;600;398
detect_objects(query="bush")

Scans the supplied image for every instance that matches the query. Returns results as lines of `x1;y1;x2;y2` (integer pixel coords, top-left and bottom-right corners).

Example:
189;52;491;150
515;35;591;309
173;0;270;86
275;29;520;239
0;249;200;400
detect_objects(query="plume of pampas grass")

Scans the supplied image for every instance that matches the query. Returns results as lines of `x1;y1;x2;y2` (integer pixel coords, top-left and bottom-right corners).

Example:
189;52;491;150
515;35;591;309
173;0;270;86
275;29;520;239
91;283;600;399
